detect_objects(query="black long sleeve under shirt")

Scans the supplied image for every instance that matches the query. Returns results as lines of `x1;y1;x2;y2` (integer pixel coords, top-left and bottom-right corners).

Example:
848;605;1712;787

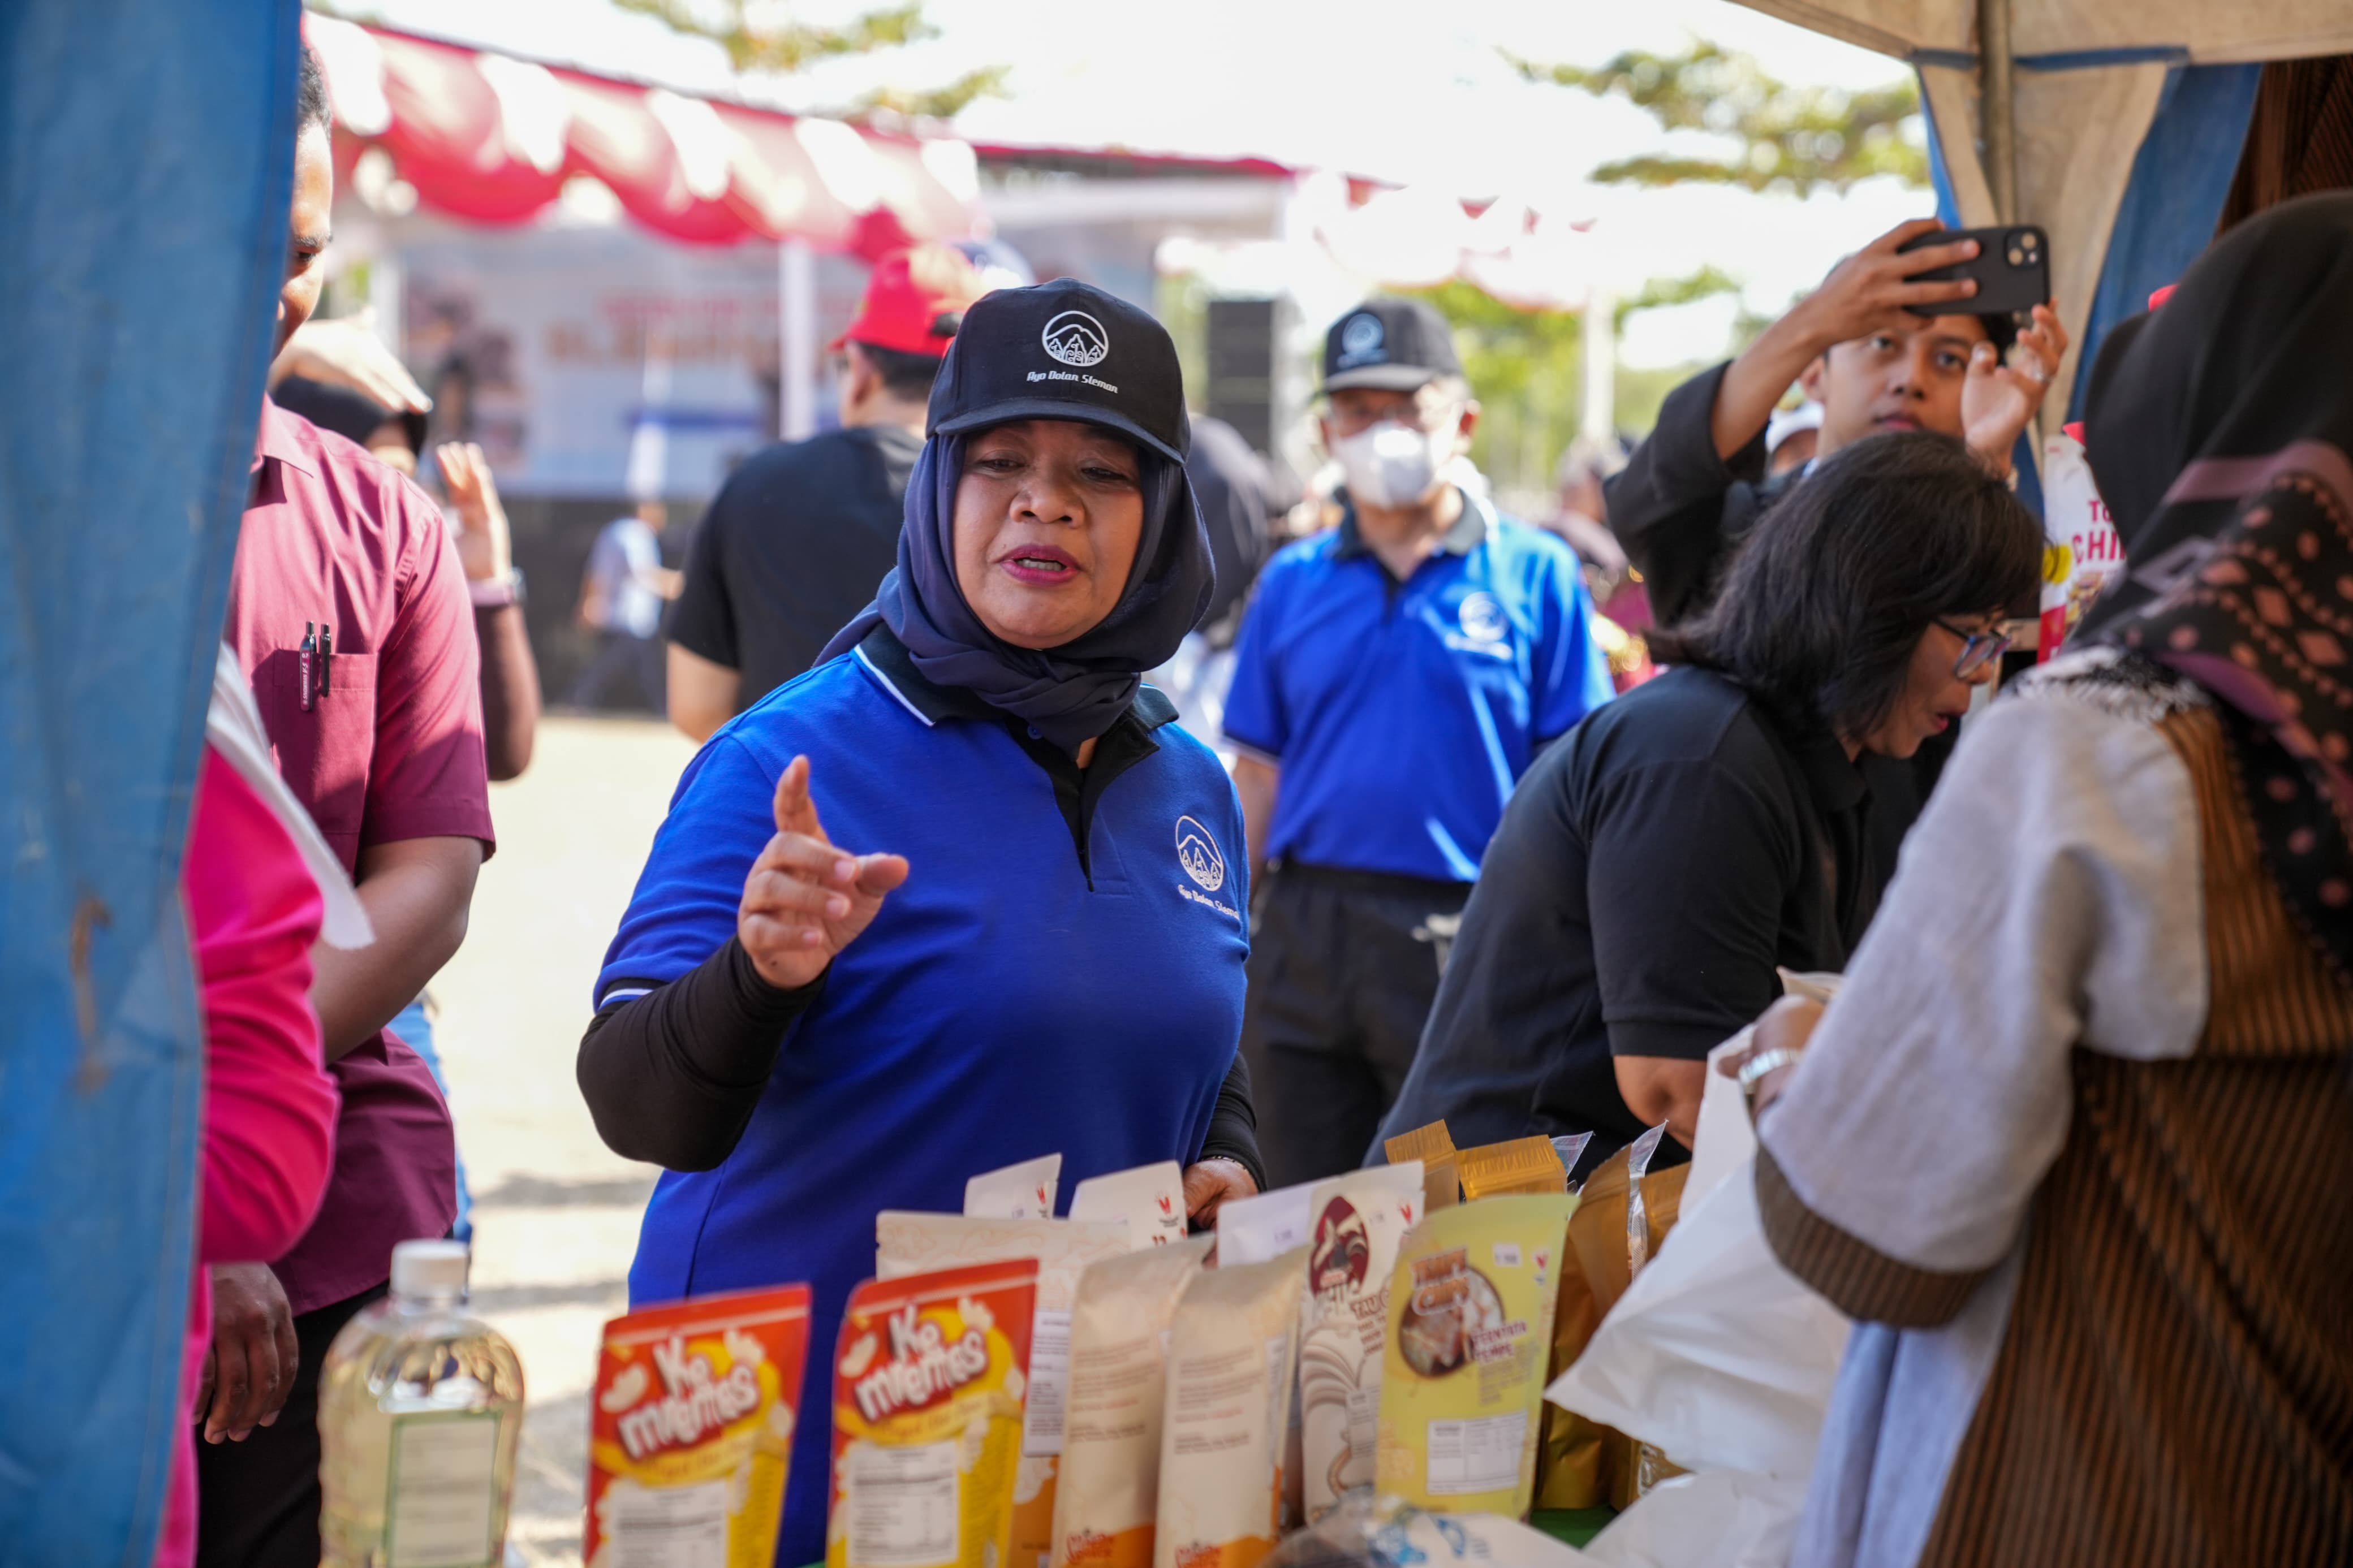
578;937;1264;1187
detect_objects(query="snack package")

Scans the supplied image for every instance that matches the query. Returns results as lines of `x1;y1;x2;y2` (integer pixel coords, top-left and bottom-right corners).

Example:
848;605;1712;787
1050;1237;1214;1568
1215;1178;1318;1265
586;1284;814;1568
1298;1164;1423;1523
1374;1195;1575;1518
1559;1131;1691;1510
827;1259;1040;1568
1213;1180;1319;1530
1383;1121;1460;1213
968;1154;1065;1220
1154;1246;1310;1568
1068;1161;1188;1249
1548;1134;1593;1188
2037;428;2124;659
1455;1137;1566;1200
876;1213;1132;1568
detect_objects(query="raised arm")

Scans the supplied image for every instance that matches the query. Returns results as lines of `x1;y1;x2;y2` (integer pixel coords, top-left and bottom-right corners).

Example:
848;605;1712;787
579;751;906;1169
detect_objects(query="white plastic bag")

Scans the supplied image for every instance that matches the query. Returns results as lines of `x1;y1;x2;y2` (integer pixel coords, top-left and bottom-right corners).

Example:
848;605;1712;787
1261;1493;1604;1568
1686;971;1841;1210
1583;1470;1809;1568
1545;1157;1847;1481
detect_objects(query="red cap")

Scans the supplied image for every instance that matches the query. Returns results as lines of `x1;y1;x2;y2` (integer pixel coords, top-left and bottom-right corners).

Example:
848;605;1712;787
2148;283;2177;311
833;244;988;358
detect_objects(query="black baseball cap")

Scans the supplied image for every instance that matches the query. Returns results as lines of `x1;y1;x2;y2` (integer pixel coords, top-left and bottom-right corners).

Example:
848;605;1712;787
1322;296;1464;393
928;278;1190;464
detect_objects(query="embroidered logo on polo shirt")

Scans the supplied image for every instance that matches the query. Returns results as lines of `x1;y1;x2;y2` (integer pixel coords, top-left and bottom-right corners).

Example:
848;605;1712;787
1041;310;1109;368
1458;591;1507;643
1336;312;1385;368
1175;815;1226;891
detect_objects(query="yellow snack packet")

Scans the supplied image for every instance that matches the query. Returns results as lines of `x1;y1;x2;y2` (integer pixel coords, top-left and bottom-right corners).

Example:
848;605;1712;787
1374;1195;1575;1518
826;1259;1040;1568
875;1212;1133;1568
1383;1121;1460;1212
1455;1137;1566;1200
585;1284;813;1568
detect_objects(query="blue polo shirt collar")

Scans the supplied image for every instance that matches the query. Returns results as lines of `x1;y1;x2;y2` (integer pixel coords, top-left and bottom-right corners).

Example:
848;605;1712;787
1331;485;1492;567
851;624;1180;734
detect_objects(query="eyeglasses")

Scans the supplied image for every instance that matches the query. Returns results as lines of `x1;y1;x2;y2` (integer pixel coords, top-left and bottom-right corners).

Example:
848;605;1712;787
1936;617;2014;677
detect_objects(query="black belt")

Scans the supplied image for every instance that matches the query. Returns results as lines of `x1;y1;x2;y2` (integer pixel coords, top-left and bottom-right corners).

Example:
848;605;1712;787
1271;861;1472;901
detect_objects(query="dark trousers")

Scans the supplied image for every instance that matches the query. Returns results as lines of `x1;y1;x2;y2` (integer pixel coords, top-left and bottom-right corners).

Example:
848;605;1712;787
1240;865;1469;1189
566;628;666;712
195;1280;387;1568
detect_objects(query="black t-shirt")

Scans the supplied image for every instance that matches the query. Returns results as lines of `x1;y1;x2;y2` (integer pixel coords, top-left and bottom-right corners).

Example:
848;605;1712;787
668;424;921;709
1376;665;1885;1173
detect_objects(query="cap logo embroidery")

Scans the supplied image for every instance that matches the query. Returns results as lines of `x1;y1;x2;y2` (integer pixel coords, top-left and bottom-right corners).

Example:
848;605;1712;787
1458;591;1507;643
1175;815;1226;892
1335;312;1387;369
1041;310;1110;368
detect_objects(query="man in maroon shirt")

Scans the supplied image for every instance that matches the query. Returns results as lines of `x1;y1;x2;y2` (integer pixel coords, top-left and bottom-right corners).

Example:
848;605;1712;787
195;47;495;1567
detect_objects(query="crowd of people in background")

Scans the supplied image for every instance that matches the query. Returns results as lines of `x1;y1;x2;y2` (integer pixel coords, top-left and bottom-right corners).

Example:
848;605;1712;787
165;36;2353;1568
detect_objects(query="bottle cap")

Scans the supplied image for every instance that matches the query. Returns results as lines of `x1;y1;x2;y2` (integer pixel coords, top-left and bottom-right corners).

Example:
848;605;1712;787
390;1238;469;1300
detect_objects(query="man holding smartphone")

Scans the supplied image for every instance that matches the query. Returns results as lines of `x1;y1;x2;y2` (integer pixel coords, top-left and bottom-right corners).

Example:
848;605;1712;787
1609;217;2067;630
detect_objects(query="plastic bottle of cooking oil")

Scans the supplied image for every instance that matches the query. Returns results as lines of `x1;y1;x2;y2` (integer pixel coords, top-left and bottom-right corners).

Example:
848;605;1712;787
318;1238;524;1568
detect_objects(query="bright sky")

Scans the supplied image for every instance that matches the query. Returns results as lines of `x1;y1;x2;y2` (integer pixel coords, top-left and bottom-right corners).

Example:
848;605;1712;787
351;0;1940;365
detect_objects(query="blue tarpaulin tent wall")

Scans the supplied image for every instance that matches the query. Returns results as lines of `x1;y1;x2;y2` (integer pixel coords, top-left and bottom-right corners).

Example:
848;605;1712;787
0;2;299;1560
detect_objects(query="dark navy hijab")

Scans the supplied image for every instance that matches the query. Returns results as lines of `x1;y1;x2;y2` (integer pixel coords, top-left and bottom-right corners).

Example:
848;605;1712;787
818;280;1215;753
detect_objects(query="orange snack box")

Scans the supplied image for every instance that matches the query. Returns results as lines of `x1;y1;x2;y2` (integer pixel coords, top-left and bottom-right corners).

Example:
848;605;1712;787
585;1282;815;1568
828;1258;1040;1568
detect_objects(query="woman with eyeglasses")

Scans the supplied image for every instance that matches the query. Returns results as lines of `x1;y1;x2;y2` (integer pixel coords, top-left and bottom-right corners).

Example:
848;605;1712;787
1379;431;2039;1169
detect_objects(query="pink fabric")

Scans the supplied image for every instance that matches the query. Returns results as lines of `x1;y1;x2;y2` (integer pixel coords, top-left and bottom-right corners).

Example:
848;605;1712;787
229;398;489;1315
160;749;339;1568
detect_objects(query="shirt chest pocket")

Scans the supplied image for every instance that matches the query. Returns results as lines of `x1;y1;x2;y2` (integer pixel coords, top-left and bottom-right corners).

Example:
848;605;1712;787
256;645;378;843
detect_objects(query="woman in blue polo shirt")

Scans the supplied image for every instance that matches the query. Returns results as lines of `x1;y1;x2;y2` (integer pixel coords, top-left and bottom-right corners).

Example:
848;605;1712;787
577;280;1261;1566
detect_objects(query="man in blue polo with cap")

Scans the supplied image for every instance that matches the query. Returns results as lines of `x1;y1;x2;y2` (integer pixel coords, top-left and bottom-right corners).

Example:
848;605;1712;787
1225;296;1613;1186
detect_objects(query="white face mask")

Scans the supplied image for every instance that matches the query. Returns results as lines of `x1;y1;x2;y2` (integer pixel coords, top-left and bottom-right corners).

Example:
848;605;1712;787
1332;418;1453;510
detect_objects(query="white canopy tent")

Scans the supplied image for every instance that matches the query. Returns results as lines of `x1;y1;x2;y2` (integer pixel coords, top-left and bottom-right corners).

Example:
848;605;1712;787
1731;0;2353;426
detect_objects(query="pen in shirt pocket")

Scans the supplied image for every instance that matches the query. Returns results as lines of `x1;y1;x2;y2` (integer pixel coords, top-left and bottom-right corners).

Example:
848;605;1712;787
299;621;315;712
319;620;333;697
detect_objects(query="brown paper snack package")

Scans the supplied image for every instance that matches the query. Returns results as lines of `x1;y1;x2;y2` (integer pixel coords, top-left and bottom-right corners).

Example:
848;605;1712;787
1384;1122;1460;1213
1154;1246;1309;1568
1455;1137;1566;1200
1049;1237;1213;1568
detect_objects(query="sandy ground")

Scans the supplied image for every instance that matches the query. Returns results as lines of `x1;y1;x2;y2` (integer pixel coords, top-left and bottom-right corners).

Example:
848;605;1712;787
428;714;695;1566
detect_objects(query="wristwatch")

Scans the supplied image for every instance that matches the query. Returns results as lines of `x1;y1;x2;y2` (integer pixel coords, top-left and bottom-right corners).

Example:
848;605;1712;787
469;567;524;608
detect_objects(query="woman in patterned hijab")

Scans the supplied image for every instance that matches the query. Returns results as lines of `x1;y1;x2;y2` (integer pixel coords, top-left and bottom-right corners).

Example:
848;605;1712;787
1734;195;2353;1568
2080;191;2353;980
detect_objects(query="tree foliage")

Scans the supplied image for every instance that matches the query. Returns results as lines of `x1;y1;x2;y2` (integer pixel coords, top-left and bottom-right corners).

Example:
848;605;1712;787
1509;41;1928;195
1410;281;1583;502
613;0;1006;120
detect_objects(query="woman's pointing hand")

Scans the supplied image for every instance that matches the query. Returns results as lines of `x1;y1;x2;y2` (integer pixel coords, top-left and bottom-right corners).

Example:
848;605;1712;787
739;754;909;991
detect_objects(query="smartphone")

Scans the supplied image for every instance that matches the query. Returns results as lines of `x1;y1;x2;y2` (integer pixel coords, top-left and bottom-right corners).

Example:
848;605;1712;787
1899;225;2050;323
